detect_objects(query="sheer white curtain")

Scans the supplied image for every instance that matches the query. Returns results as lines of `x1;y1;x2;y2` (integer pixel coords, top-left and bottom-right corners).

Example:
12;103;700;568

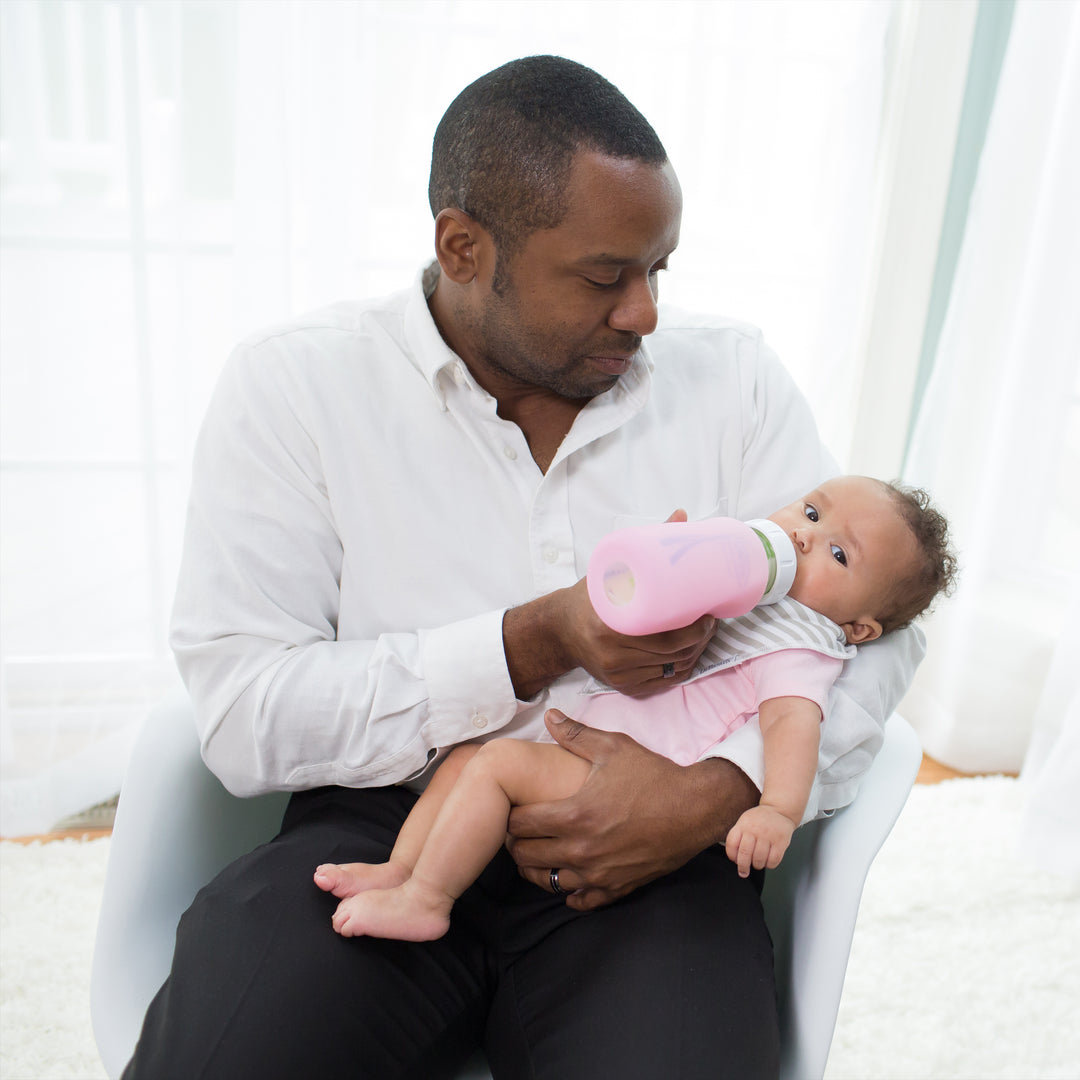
0;0;893;836
902;0;1080;809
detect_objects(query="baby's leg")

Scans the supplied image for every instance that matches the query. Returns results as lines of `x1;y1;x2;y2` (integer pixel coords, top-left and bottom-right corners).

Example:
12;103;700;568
314;743;481;899
332;740;590;941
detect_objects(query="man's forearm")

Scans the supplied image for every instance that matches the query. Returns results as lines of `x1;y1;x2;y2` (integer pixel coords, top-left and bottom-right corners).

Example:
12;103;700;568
681;757;762;847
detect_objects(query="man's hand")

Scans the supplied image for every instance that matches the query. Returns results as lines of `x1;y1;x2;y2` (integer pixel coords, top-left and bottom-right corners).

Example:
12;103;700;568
724;805;796;878
503;510;717;701
506;710;760;910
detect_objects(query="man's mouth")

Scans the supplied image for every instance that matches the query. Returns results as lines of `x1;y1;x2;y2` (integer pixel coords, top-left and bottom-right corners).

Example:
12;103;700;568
589;354;636;376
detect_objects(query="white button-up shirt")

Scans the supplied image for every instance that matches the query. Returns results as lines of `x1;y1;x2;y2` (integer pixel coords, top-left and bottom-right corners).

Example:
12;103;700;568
171;268;923;816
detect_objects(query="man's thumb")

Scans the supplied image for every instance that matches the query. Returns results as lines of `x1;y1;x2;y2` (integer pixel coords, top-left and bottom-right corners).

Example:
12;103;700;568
545;708;587;746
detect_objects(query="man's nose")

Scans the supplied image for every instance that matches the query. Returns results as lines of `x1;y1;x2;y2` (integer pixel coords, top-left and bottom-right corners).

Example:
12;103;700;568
609;276;659;337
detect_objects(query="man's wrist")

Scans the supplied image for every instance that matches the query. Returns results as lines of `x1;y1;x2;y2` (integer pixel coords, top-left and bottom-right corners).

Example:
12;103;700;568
502;589;575;700
684;757;761;846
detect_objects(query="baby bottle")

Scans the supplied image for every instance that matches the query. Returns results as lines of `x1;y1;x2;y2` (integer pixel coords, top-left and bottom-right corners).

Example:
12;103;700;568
586;516;797;635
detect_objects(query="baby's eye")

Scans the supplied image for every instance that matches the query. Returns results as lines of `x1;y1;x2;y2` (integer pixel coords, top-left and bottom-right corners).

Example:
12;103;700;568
831;544;848;567
803;504;819;522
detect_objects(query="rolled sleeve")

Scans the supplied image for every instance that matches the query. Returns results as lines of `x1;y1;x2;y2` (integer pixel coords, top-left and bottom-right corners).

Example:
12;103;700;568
700;716;766;794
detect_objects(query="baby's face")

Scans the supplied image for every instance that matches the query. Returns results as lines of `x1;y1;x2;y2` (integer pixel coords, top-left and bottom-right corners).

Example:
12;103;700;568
768;476;917;644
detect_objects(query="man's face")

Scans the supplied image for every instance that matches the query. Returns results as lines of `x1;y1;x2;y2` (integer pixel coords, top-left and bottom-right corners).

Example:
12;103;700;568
463;151;682;400
768;476;918;643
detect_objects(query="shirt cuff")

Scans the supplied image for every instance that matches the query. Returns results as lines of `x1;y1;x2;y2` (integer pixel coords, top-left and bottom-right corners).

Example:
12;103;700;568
419;608;521;744
699;716;765;793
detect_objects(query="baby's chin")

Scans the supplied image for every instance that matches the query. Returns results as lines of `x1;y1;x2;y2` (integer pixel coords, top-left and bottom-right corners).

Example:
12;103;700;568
784;571;805;604
786;581;837;624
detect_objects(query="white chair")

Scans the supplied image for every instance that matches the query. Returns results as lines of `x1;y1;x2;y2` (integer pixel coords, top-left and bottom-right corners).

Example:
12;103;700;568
762;714;922;1079
92;690;921;1080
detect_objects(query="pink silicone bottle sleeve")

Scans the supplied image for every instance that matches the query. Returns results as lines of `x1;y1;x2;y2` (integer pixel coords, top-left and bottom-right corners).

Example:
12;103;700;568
586;517;770;635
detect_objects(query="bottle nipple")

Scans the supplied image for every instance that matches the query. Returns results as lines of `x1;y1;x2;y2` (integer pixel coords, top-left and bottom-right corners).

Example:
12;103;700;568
744;519;797;605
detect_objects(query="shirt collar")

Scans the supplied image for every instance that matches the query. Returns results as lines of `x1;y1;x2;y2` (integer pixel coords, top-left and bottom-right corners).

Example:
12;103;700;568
403;264;462;409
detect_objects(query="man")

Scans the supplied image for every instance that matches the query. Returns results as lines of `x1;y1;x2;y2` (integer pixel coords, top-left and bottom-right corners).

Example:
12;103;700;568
126;56;921;1079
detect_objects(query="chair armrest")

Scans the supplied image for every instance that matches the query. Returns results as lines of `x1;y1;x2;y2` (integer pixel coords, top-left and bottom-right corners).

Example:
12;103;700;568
764;712;922;1080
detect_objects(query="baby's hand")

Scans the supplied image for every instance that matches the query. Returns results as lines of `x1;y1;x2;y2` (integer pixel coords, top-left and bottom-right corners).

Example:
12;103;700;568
724;805;796;878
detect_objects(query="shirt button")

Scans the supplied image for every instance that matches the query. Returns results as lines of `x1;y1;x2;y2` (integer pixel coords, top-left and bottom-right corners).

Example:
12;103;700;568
503;445;517;460
543;546;558;564
472;713;488;729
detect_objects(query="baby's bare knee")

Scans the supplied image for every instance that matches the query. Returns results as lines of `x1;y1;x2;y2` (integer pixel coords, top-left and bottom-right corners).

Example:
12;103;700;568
466;738;535;780
437;742;483;783
444;742;483;767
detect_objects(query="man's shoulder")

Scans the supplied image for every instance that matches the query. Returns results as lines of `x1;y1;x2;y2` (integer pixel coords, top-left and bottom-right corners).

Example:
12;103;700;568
647;305;776;378
239;291;409;349
654;304;765;343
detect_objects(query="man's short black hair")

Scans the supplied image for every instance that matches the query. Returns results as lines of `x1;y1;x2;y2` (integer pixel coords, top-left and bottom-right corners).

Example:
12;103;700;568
429;56;668;267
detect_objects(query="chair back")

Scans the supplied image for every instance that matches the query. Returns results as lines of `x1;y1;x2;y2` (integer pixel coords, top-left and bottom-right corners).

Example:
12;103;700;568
90;690;288;1078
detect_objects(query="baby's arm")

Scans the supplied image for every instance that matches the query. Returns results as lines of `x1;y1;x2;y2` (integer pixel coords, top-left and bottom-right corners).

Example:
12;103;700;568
724;695;820;877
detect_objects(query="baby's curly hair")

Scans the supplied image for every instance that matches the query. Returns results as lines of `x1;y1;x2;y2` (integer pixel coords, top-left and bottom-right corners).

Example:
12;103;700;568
876;481;959;634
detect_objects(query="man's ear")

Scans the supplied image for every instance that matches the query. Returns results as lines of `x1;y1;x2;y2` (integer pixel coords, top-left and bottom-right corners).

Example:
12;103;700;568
433;209;492;284
841;617;883;645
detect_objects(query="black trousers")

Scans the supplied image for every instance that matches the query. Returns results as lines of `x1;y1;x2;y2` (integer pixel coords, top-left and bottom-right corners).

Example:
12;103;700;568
123;785;779;1080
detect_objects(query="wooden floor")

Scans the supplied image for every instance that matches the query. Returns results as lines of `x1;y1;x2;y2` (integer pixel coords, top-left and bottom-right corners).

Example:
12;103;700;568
915;754;981;785
4;826;114;846
2;755;989;845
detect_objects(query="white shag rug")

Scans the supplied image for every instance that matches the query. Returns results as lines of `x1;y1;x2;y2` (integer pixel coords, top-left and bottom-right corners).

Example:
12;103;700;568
1;777;1078;1080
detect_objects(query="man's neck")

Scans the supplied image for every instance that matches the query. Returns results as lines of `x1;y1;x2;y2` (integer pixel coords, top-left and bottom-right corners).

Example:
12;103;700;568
498;391;585;474
427;273;586;474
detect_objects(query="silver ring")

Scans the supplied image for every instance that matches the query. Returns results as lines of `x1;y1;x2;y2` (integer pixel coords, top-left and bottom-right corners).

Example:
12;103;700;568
550;868;567;896
662;662;676;679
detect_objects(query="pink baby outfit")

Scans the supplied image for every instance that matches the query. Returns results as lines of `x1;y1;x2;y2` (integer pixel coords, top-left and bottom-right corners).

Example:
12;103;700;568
578;597;855;767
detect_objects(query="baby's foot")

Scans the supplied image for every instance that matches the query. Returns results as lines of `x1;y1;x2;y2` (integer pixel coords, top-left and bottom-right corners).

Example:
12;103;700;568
313;860;410;899
332;882;451;942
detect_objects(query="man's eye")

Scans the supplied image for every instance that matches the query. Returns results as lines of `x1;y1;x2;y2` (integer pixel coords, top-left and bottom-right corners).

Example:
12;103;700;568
803;504;819;522
585;277;618;289
831;544;848;567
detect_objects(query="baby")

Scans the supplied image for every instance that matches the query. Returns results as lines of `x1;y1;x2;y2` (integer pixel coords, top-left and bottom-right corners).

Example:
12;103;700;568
314;475;956;941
